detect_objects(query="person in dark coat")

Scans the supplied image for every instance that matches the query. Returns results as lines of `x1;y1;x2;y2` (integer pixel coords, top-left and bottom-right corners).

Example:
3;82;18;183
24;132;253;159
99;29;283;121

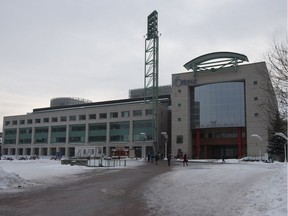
167;154;171;166
183;154;188;166
155;153;159;165
222;155;226;163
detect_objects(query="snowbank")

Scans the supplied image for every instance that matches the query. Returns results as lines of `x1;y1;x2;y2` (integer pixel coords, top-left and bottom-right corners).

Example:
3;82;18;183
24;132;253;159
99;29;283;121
0;158;144;193
0;167;27;190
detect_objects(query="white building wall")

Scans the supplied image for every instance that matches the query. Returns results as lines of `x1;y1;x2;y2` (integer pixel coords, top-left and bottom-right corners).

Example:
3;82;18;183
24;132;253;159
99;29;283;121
171;62;275;158
2;101;168;158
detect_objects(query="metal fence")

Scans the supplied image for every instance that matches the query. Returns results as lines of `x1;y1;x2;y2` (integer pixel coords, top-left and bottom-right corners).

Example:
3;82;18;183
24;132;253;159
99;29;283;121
88;158;127;167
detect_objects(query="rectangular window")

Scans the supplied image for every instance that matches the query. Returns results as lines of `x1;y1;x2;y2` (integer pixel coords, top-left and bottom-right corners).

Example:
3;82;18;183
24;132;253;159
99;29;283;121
51;126;66;143
253;81;258;85
5;121;10;126
60;116;67;122
133;120;153;141
4;129;17;144
110;122;130;142
18;128;32;144
145;109;153;116
70;125;86;131
254;113;259;117
35;127;49;133
88;123;107;142
121;111;130;118
69;115;76;121
34;127;49;144
133;110;142;117
110;112;118;118
69;124;86;143
52;117;58;122
99;113;107;119
176;135;183;144
12;120;18;125
79;115;86;120
35;119;41;123
254;97;258;101
27;119;32;124
43;118;49;123
89;114;96;120
20;120;25;125
51;126;66;132
5;129;17;135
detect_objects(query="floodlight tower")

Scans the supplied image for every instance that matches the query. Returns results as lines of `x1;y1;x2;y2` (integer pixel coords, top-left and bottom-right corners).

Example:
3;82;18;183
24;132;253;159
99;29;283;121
144;10;159;149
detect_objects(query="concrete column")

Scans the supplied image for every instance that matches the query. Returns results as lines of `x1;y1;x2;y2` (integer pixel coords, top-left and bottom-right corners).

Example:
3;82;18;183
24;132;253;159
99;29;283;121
142;144;146;159
47;126;51;144
85;123;89;144
238;127;243;159
196;129;200;159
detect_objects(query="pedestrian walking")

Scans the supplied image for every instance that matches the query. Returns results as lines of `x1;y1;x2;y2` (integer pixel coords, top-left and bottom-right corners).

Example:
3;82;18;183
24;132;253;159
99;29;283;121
183;154;188;166
222;155;226;163
155;153;159;165
151;154;154;163
167;154;171;166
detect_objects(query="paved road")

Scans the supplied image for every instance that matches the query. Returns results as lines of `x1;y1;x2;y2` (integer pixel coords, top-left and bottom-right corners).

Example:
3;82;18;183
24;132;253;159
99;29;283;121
0;160;172;216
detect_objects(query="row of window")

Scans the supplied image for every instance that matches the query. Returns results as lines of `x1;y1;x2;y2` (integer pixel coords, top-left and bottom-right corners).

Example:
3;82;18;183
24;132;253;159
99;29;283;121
4;120;153;145
4;109;153;126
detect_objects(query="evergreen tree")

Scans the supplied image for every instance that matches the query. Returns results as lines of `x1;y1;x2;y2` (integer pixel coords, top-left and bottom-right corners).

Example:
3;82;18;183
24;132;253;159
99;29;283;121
267;111;287;161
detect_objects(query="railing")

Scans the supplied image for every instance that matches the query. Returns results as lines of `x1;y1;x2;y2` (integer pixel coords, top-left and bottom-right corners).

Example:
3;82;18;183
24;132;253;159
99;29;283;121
88;158;127;167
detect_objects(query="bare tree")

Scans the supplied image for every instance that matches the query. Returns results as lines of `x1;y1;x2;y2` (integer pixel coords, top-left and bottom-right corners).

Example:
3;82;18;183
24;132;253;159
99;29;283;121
266;39;288;117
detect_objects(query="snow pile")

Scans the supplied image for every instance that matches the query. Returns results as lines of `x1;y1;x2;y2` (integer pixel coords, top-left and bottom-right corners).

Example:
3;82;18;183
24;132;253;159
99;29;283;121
0;167;28;190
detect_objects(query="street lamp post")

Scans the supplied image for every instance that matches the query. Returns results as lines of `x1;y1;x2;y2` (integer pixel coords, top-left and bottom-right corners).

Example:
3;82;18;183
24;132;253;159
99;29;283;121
140;132;148;159
161;132;168;160
275;133;287;163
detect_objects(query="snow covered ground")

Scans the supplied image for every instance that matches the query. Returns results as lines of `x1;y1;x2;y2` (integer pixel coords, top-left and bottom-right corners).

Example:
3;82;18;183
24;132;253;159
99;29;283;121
0;158;141;192
0;158;287;216
144;160;287;216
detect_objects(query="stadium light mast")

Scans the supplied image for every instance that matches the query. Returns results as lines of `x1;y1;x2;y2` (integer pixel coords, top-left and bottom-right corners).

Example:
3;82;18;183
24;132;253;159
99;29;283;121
144;10;159;152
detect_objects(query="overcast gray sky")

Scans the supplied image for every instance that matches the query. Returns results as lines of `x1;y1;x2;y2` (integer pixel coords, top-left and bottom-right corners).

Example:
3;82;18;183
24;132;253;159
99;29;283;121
0;0;286;131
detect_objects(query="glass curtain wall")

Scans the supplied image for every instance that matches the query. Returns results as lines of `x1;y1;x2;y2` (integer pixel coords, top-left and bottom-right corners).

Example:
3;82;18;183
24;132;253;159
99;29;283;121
34;127;49;144
190;82;246;159
133;120;153;141
69;124;86;143
4;129;17;144
51;125;66;143
19;128;32;144
88;123;107;142
110;122;130;142
191;82;245;128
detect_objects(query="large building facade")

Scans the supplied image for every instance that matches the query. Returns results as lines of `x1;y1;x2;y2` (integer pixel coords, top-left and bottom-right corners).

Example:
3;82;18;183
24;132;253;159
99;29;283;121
1;52;276;159
2;97;169;158
171;52;276;159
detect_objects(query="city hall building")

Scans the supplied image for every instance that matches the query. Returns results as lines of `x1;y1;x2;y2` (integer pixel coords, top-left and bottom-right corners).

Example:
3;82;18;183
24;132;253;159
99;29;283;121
1;52;276;159
171;52;276;159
